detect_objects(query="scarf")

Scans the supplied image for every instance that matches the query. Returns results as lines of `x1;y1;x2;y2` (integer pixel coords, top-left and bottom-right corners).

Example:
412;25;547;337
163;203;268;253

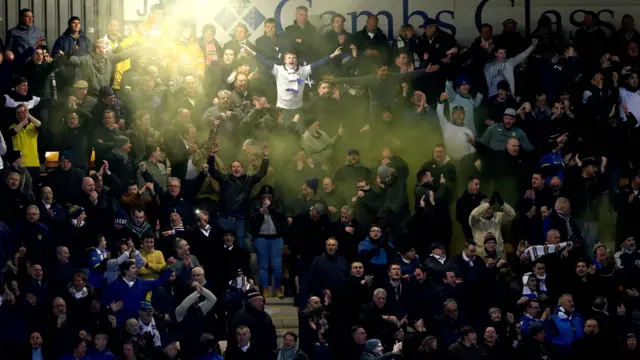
556;211;575;241
284;66;303;93
278;348;298;360
69;286;89;299
127;221;151;237
430;253;446;264
205;41;218;65
71;219;85;228
139;317;162;347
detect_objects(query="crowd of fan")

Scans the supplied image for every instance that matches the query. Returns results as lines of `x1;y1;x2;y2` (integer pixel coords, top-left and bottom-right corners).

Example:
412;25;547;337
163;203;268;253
2;3;640;360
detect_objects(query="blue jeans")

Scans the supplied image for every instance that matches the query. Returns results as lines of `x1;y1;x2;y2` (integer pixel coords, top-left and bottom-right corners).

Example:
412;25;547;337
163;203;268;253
218;216;247;250
254;237;283;290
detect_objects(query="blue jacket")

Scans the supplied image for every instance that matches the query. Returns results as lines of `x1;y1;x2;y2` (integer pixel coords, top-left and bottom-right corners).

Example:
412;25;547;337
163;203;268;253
358;237;394;267
546;312;585;355
101;269;172;326
52;31;91;57
539;150;565;184
88;348;116;360
519;314;543;336
5;24;44;54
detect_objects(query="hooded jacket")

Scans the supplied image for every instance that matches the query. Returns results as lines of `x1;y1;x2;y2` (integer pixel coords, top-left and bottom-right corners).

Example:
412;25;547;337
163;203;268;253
483;44;536;97
445;79;483;135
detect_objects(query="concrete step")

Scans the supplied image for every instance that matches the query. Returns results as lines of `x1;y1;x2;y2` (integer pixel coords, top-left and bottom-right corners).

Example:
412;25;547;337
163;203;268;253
266;296;295;306
265;305;299;318
272;316;299;328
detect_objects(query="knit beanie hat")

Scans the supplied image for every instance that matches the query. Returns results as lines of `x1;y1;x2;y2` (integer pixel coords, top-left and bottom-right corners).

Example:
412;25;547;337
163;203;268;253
245;288;263;303
99;85;115;98
114;209;128;225
59;151;74;163
365;339;381;352
304;177;319;193
68;205;85;219
455;74;470;88
497;80;510;92
484;233;497;245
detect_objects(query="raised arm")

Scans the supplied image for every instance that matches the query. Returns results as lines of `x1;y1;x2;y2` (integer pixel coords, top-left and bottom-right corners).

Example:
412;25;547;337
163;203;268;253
248;144;270;186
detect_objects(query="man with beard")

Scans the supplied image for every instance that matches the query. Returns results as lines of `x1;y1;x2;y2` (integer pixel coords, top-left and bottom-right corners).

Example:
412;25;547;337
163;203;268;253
614;236;640;275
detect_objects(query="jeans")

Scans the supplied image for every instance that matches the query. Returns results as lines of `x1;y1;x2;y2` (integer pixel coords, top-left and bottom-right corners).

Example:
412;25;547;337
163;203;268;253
297;258;309;311
218;216;247;250
254;237;283;290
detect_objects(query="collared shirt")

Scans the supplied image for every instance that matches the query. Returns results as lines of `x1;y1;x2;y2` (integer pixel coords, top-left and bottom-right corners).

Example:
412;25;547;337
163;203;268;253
200;225;211;237
240;343;250;352
31;348;43;360
182;138;198;180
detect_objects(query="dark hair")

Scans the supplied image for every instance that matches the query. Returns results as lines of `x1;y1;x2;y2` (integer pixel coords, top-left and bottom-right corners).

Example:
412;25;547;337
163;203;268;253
332;14;346;23
141;231;154;240
68;16;81;27
119;260;135;276
481;23;493;32
202;24;216;35
12;77;28;87
72;338;86;349
460;326;476;338
19;8;32;17
264;18;276;25
283;332;298;341
94;234;105;248
351;325;364;335
416;168;429;183
467;176;480;184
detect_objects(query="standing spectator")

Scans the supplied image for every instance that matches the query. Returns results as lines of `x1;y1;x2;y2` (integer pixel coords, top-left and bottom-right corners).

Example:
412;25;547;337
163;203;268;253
456;177;486;240
230;290;277;358
101;259;172;327
5;8;44;54
197;24;223;67
255;18;283;62
248;185;287;298
284;6;320;63
484;39;538;97
545;294;585;356
447;326;484;360
469;192;515;257
207;142;269;250
353;15;390;73
9;104;42;186
52;16;92;87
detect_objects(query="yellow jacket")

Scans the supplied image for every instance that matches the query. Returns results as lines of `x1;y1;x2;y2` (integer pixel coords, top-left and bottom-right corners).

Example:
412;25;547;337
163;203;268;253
138;249;166;280
170;41;205;77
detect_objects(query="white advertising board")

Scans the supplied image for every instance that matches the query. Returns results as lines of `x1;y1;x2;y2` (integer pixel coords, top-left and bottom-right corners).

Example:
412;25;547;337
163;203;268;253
124;0;640;45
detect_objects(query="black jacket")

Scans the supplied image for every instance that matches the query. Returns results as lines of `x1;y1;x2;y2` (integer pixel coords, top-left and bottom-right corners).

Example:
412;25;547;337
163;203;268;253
207;154;268;217
456;191;487;239
230;306;277;357
353;26;390;65
308;252;350;296
44;167;85;205
284;20;321;63
248;199;288;238
255;34;284;61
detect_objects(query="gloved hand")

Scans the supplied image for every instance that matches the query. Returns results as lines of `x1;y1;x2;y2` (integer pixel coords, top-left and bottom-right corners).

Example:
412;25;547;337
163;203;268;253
492;191;504;206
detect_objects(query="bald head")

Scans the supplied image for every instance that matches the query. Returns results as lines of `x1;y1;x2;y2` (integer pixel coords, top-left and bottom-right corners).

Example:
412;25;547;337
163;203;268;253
82;177;95;192
192;266;205;284
506;138;520;156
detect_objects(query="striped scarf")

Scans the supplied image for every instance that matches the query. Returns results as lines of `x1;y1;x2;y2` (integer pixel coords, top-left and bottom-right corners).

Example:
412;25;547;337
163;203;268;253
205;41;218;65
